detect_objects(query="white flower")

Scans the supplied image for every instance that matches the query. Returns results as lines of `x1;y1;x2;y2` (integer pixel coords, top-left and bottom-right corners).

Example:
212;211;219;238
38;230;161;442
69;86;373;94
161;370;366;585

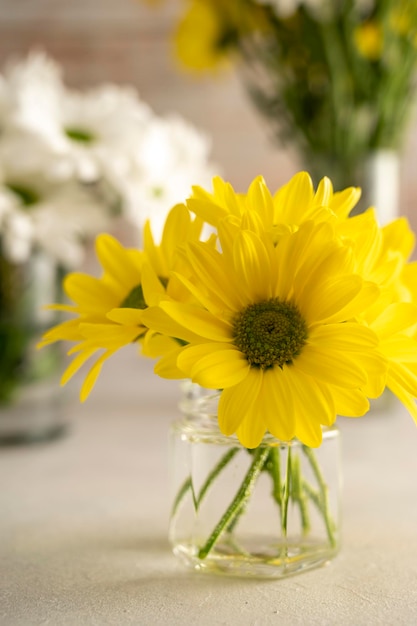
0;50;217;261
0;52;152;184
254;0;374;18
0;132;110;266
0;211;33;264
44;84;153;183
0;50;63;140
254;0;320;17
120;114;218;242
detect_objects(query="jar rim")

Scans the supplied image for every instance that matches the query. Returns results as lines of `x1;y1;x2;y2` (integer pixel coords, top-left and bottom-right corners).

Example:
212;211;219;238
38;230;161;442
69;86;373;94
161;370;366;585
177;382;339;447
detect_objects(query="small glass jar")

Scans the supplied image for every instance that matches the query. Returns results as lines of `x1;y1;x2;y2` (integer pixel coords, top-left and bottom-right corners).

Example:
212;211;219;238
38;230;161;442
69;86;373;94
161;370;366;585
0;251;67;444
169;384;341;579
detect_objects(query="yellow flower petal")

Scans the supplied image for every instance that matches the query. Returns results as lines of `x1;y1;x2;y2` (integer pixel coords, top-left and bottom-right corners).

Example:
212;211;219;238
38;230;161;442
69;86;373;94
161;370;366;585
247;176;274;226
154;346;185;379
372;303;417;338
186;241;244;310
160;301;233;342
218;368;263;436
308;323;378;351
313;176;333;208
233;230;272;301
273;171;314;223
329;385;370;417
295;346;368;388
80;351;115;402
382;337;417;362
288;366;335;429
387;377;417;424
95;234;142;290
64;273;116;312
329;187;361;218
141;262;166;307
140;306;205;344
258;367;295;441
61;346;98;386
301;275;363;323
388;363;417;396
79;323;140;348
107;308;144;326
38;319;84;347
177;343;249;388
236;408;267;449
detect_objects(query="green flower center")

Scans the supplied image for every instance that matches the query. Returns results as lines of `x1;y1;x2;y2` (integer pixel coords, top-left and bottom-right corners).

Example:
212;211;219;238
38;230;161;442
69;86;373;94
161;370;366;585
120;284;146;309
233;299;308;369
65;127;96;144
6;183;39;207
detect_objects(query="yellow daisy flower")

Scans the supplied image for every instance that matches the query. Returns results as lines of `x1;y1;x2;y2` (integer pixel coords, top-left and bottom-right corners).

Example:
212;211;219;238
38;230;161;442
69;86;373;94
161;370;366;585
187;172;361;242
39;204;205;400
142;220;386;448
336;210;415;305
38;234;148;400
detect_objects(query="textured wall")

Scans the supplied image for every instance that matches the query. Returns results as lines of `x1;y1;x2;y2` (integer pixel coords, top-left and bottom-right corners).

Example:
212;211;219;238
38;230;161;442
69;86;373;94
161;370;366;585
1;0;416;230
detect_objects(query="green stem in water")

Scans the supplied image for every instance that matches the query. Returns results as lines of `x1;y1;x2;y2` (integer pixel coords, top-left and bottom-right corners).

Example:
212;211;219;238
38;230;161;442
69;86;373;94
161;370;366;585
171;447;240;518
267;447;282;508
196;447;240;510
198;447;270;560
281;446;292;537
291;452;311;535
302;445;337;548
171;476;195;518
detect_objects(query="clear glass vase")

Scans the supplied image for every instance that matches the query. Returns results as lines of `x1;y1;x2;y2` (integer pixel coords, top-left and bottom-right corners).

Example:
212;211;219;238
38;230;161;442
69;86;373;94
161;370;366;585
169;384;341;579
0;251;67;444
306;149;400;223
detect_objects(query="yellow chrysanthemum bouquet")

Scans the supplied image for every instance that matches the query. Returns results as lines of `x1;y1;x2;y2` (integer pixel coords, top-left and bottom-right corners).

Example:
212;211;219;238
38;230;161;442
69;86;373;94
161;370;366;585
40;172;417;576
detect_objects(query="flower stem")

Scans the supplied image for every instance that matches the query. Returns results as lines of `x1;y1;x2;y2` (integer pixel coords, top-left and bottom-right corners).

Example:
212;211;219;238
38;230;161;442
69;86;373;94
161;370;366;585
196;447;240;510
302;445;337;548
291;452;311;535
267;447;282;507
198;446;269;560
171;476;194;518
171;447;240;518
281;446;292;537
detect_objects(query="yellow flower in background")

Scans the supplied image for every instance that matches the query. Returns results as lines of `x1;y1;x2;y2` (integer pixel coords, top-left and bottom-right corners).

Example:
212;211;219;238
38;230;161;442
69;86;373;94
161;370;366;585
175;0;232;71
143;0;417;205
174;0;268;72
39;204;205;399
354;20;384;61
142;219;385;449
390;1;417;39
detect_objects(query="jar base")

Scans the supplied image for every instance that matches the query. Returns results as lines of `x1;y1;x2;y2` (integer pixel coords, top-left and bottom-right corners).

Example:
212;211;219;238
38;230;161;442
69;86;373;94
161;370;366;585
172;536;339;579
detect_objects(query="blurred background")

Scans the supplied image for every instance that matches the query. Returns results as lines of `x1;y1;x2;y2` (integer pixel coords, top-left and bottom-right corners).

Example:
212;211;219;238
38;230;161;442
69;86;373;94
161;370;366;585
3;0;416;228
0;0;296;197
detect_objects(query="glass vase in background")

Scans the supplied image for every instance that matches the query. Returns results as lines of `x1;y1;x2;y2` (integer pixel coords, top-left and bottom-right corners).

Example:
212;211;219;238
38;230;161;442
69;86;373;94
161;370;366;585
305;148;400;222
169;384;341;579
0;250;67;444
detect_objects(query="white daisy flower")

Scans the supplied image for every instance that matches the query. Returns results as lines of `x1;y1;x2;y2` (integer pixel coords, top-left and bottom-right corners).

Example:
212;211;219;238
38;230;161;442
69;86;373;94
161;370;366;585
121;114;218;242
0;50;63;140
0;133;110;266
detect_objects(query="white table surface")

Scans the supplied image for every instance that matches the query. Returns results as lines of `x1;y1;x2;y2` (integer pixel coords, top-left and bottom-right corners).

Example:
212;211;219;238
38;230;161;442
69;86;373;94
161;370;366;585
1;347;417;626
